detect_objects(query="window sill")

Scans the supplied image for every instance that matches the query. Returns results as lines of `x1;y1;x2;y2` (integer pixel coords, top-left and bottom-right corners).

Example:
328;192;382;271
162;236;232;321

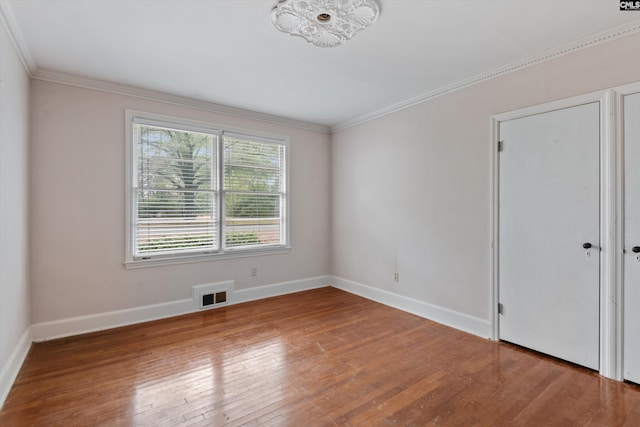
123;246;291;270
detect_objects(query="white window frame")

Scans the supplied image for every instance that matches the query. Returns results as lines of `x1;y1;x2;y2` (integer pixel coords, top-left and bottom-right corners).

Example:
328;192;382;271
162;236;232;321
124;110;290;269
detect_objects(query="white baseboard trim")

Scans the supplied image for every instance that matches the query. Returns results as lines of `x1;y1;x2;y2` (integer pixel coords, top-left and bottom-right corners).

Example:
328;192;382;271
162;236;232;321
331;276;491;338
234;275;331;304
0;326;31;409
31;298;195;342
31;275;332;342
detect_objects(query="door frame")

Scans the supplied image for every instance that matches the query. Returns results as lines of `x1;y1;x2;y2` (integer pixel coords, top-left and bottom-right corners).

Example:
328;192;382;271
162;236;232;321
489;89;621;380
615;81;640;382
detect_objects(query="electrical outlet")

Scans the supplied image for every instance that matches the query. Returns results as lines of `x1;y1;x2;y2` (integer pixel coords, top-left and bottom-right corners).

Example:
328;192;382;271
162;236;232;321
394;272;400;283
251;267;257;277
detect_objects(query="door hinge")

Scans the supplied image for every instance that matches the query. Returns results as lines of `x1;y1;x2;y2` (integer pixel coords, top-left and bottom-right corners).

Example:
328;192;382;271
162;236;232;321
498;140;504;152
498;303;504;315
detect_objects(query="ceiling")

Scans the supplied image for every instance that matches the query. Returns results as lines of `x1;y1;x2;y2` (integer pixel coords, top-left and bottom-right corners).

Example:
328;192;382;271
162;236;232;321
4;0;640;129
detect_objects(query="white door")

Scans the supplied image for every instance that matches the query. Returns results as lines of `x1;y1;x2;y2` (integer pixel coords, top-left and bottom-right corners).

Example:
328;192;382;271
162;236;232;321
624;92;640;383
499;102;600;370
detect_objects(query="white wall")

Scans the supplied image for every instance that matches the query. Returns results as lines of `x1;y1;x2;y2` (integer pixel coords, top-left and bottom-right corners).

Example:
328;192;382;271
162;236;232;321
331;32;640;325
29;80;331;324
17;11;640;368
0;23;30;404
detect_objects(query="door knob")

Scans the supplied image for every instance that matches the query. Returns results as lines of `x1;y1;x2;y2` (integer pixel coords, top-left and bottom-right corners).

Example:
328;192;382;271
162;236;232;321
632;246;640;253
583;243;592;249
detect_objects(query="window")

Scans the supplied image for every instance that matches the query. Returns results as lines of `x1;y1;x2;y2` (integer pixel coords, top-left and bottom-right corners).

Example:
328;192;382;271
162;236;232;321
223;133;287;249
125;112;289;267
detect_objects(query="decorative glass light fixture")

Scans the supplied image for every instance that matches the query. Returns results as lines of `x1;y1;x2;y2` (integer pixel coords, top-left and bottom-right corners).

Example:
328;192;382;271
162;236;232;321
271;0;381;48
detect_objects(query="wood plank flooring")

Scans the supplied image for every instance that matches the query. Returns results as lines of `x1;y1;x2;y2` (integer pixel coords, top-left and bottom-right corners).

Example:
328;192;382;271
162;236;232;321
2;287;640;426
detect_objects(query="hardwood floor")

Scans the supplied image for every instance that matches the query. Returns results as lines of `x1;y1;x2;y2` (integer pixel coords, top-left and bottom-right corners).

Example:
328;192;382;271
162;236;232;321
2;287;640;426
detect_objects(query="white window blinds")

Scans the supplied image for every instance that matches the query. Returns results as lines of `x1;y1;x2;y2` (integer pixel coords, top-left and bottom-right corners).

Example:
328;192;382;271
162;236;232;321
128;114;289;264
223;133;287;249
133;121;219;258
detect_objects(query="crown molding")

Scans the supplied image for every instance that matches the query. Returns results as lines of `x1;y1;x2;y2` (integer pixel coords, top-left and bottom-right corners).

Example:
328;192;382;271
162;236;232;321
30;69;331;134
0;0;35;74
1;0;327;133
5;0;640;135
332;19;640;132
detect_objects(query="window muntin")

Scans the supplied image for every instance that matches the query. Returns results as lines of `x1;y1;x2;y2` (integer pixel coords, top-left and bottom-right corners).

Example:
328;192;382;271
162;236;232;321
127;114;289;264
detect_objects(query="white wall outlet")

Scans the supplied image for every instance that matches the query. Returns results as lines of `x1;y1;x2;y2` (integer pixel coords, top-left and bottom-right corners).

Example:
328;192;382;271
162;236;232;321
393;272;400;283
251;267;257;277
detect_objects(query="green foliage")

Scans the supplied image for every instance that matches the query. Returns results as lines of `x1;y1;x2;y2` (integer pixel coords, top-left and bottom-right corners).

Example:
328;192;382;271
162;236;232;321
223;138;283;219
137;126;213;219
225;194;279;218
225;232;261;247
136;129;283;221
136;128;281;252
138;235;213;252
138;232;262;252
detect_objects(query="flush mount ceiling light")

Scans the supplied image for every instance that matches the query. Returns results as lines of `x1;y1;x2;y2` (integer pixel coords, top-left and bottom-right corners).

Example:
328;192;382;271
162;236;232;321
271;0;381;48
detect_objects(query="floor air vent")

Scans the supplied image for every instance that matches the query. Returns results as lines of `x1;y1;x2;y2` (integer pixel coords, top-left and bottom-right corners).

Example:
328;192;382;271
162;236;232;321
202;291;227;308
193;281;233;310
